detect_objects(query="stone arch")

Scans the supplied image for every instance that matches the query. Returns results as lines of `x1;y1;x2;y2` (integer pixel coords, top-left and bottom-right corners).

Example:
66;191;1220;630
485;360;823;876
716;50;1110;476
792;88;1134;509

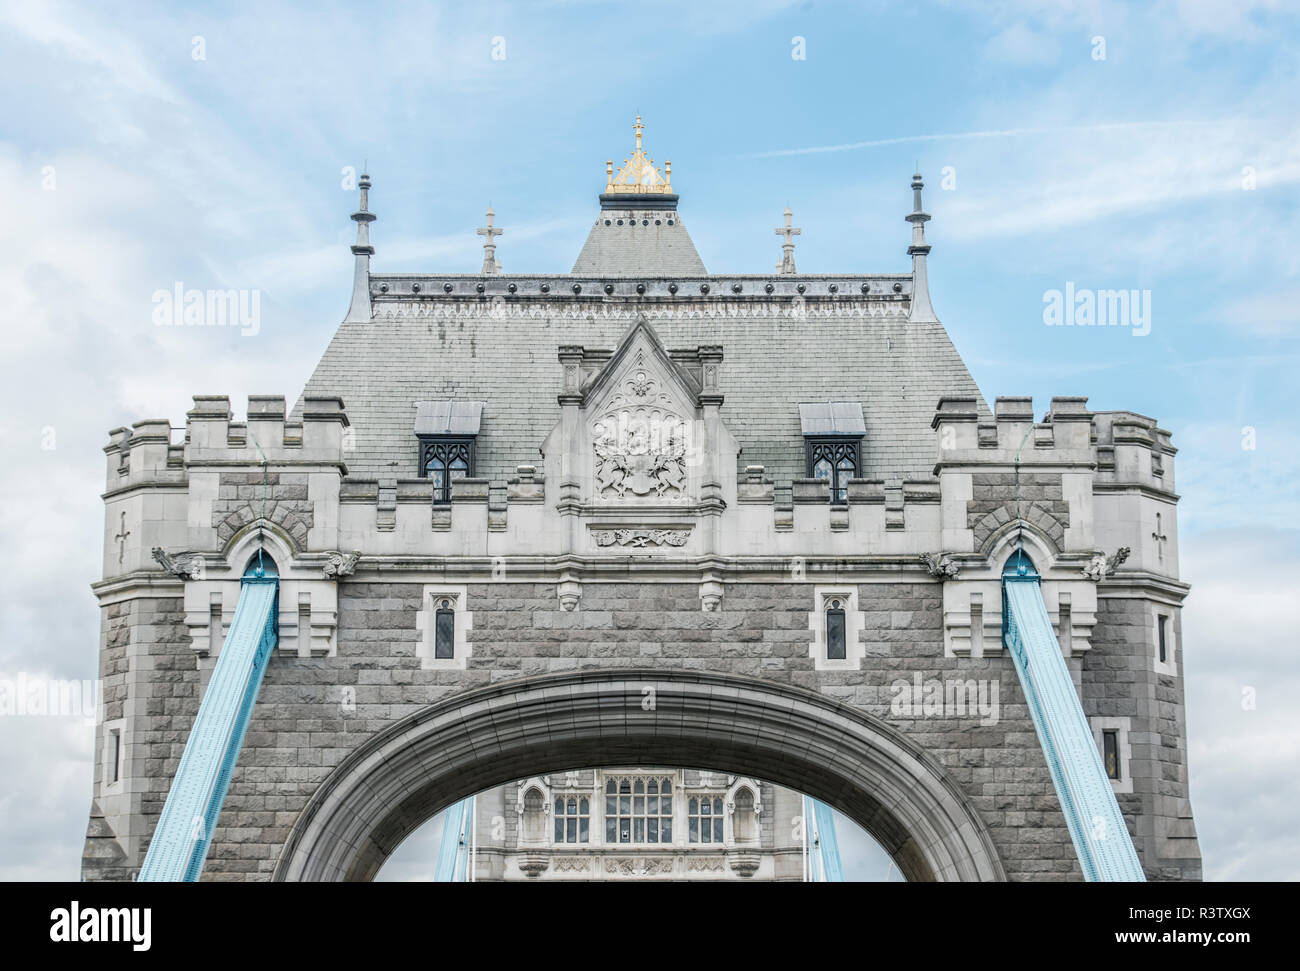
976;515;1062;563
273;669;1005;882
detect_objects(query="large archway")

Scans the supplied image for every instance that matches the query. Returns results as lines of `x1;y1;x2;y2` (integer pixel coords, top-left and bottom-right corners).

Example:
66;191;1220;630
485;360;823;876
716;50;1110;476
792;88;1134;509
273;670;1005;882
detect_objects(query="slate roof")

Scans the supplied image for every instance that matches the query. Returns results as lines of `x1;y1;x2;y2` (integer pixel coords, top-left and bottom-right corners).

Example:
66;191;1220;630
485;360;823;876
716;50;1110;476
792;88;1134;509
296;285;989;488
572;207;707;275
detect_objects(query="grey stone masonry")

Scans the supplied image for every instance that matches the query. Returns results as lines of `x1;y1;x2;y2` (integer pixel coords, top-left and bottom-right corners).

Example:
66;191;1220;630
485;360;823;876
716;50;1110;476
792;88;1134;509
85;363;1200;882
84;174;1199;883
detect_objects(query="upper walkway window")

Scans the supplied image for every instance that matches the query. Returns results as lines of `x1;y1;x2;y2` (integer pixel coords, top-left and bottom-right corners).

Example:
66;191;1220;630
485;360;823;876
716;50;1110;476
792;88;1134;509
414;399;484;503
799;402;864;504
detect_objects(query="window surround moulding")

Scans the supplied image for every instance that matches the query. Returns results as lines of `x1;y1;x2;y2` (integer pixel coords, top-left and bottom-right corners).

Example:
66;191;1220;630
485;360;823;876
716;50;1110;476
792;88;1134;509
808;586;867;671
1090;716;1134;794
1153;605;1178;677
414;585;472;669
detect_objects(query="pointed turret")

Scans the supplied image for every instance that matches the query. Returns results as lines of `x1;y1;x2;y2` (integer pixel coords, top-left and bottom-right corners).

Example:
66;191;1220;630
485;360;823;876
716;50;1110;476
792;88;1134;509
343;171;375;323
906;172;938;323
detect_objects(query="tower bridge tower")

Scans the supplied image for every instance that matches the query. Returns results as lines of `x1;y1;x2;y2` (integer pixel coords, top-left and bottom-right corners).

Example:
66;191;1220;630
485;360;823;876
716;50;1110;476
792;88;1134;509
84;117;1199;882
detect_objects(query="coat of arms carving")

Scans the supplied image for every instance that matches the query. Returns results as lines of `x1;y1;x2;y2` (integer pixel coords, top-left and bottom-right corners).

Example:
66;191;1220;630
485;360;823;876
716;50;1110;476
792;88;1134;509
593;410;688;499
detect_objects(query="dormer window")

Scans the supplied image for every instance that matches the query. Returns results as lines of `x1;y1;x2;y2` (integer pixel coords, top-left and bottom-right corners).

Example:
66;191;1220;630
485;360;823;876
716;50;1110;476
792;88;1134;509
420;439;472;503
414;400;484;503
800;403;865;505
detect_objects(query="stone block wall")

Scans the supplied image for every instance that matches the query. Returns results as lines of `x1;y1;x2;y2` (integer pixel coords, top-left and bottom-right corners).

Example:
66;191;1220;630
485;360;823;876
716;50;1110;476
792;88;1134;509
84;579;1116;882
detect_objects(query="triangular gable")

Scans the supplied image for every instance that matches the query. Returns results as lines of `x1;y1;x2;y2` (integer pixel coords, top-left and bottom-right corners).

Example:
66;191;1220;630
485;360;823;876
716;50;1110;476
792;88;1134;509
580;314;701;411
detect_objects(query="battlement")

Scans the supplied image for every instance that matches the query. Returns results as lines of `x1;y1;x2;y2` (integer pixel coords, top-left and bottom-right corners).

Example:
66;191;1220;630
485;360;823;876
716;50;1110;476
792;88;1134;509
185;394;349;468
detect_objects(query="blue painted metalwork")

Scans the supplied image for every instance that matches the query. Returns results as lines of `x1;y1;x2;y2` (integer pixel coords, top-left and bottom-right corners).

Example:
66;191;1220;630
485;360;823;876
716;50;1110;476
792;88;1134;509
1003;568;1146;882
802;795;845;881
433;797;475;882
138;567;278;882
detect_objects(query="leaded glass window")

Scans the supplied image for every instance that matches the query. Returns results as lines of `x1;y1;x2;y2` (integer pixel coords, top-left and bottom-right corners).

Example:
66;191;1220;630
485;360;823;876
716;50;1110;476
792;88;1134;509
806;438;860;504
604;775;672;844
434;599;455;659
1103;730;1120;780
826;599;847;660
554;795;590;843
419;438;473;503
688;794;725;844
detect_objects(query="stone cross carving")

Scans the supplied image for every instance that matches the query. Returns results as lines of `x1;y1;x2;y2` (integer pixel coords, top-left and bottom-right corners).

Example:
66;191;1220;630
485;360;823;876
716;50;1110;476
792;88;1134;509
775;207;801;274
1152;513;1167;564
477;207;503;274
114;512;131;565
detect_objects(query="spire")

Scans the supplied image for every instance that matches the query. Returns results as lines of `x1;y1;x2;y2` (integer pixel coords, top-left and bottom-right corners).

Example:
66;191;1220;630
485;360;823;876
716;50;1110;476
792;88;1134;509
343;171;376;323
775;206;801;274
477;207;503;274
906;172;938;323
605;115;672;194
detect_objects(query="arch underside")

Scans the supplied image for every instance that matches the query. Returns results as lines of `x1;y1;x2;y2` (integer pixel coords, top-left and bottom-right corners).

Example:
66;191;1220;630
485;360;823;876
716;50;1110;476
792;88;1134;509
273;669;1005;882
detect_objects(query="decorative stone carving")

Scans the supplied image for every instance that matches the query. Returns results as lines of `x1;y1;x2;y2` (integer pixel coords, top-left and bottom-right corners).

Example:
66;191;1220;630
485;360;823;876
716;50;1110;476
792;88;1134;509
604;857;674;876
687;856;725;873
552;857;592;873
591;528;691;548
921;552;960;579
151;547;202;580
322;550;361;578
593;412;687;499
699;577;724;612
728;851;761;877
1082;546;1130;580
518;853;550;878
557;575;581;612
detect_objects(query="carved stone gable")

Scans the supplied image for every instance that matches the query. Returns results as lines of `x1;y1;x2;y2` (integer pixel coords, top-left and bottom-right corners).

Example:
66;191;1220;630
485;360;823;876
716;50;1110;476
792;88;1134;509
585;319;697;502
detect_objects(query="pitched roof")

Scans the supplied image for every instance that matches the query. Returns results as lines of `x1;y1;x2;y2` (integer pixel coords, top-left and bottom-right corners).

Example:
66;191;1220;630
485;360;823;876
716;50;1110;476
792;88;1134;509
572;205;706;275
296;285;988;489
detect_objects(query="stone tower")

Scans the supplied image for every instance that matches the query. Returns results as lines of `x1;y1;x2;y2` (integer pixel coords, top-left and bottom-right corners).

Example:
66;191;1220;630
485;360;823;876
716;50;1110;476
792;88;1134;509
83;118;1199;882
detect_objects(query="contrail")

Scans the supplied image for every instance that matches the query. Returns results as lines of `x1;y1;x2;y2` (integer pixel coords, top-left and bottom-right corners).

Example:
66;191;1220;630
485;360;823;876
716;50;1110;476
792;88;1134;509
748;119;1250;158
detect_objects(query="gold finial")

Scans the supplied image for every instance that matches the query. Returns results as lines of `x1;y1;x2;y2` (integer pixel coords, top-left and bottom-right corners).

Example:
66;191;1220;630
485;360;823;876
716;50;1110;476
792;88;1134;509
605;115;672;194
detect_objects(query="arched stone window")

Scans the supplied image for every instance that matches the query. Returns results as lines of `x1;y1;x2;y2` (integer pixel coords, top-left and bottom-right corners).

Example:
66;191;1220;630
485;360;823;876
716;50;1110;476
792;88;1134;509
825;599;847;660
521;786;546;843
732;787;757;843
434;599;455;659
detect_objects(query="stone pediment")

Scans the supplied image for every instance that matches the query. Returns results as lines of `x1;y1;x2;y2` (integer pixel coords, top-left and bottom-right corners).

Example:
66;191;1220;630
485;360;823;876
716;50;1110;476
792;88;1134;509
583;316;700;503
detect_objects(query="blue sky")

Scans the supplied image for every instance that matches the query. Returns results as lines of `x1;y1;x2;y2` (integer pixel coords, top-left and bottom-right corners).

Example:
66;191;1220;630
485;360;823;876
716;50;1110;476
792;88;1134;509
0;0;1296;880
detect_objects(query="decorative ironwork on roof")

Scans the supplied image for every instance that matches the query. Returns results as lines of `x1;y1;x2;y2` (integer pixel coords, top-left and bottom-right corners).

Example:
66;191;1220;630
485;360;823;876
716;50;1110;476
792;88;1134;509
605;115;672;194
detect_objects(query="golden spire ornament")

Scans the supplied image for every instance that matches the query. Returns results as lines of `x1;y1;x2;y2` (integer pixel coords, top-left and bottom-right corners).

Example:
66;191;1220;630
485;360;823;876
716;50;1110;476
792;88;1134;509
605;115;672;194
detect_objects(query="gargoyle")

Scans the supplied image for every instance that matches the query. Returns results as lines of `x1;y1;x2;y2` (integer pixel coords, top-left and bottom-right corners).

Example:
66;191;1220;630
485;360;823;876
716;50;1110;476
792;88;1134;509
1082;546;1130;580
921;552;960;579
152;547;202;580
323;550;362;578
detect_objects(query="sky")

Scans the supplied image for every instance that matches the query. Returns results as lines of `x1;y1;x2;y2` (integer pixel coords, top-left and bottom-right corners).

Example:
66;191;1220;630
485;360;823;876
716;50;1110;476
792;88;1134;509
0;0;1297;881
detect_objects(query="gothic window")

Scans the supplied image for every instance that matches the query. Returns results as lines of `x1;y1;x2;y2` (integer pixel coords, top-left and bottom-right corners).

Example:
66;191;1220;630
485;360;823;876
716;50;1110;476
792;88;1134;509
1157;615;1169;664
1103;730;1120;780
554;795;590;844
522;786;546;843
688;794;725;844
826;599;847;660
419;438;473;503
434;599;455;659
806;438;859;504
733;788;756;843
604;776;672;844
